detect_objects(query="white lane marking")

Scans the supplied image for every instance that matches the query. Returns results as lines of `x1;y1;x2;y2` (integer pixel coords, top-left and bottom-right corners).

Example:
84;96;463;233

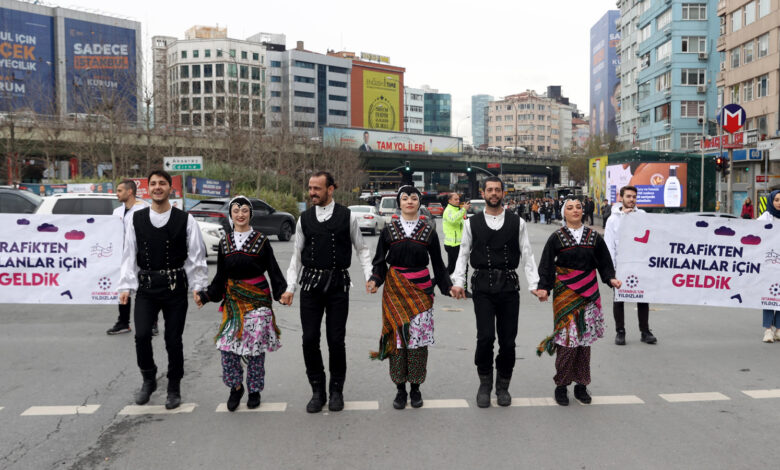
118;403;197;415
659;392;730;403
21;405;100;416
0;407;4;412
509;397;559;407
342;401;379;411
422;399;469;409
215;402;287;413
742;389;780;399
587;395;645;405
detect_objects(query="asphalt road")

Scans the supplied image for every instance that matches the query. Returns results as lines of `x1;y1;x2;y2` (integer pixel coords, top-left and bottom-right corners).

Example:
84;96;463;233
0;216;776;469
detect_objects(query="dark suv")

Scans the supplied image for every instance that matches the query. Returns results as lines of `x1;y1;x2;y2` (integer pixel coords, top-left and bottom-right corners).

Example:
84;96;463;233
0;187;43;213
189;197;296;241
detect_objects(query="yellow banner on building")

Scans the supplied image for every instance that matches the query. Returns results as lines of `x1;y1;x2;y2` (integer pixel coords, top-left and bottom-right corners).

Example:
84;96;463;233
589;156;608;215
363;70;400;131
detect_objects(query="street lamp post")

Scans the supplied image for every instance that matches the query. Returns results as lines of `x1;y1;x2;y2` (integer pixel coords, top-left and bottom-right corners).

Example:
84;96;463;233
545;165;553;188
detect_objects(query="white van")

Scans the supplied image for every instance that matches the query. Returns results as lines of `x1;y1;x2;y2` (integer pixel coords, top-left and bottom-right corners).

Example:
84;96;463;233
378;196;398;223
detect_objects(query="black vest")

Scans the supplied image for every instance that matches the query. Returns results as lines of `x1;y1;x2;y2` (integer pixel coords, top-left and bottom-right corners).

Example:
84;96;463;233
301;203;352;270
133;207;188;271
469;211;521;293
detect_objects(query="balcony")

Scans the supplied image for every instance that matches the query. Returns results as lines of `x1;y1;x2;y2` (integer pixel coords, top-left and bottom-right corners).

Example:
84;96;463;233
717;36;726;52
717;0;727;16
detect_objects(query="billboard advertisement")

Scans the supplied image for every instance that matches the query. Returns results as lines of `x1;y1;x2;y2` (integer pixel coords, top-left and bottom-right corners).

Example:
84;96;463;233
589;156;608;214
0;8;55;113
589;10;620;139
323;127;462;157
606;162;688;208
185;177;231;197
363;69;400;131
65;18;137;120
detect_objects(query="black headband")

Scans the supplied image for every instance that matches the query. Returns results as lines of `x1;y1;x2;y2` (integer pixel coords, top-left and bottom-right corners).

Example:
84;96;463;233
396;185;421;206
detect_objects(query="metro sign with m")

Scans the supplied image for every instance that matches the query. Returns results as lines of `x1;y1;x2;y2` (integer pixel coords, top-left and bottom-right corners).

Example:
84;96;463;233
718;104;747;134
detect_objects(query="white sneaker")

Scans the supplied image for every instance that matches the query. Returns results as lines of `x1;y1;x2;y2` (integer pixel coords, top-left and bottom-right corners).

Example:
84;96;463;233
773;329;780;341
764;328;775;343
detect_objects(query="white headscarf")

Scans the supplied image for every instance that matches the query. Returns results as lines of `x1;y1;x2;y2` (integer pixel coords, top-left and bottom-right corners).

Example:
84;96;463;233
227;195;252;230
560;198;582;226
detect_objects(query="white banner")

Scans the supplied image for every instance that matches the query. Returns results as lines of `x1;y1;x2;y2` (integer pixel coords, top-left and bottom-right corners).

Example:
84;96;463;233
0;215;123;304
615;213;780;310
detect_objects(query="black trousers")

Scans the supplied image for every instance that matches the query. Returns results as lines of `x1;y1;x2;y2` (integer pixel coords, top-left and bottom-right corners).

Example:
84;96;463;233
300;288;349;381
613;300;650;332
117;298;131;325
585;212;594;225
472;290;520;377
445;245;459;275
134;285;188;380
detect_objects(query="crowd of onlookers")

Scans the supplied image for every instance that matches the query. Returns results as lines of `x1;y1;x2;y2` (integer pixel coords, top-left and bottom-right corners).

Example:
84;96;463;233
504;196;607;227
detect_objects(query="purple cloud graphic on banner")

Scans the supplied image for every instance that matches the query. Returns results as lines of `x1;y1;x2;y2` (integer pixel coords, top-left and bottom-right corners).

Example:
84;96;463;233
86;218;95;224
766;224;773;229
696;221;709;228
65;230;85;240
16;218;30;225
37;223;58;233
714;226;736;236
741;235;761;245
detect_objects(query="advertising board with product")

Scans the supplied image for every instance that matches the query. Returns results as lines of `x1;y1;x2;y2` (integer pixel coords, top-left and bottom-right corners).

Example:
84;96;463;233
0;8;55;113
615;213;780;310
0;214;123;304
589;156;608;215
323;127;462;157
363;70;400;131
65;18;137;120
606;162;687;208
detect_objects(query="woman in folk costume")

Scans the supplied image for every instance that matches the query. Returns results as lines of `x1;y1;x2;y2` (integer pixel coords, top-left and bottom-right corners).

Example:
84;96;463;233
366;186;452;409
195;196;287;411
535;197;621;406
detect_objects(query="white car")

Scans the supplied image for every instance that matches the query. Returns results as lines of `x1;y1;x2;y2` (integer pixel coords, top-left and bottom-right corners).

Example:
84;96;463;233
378;196;398;224
197;220;225;260
36;192;121;215
349;205;385;235
466;199;487;218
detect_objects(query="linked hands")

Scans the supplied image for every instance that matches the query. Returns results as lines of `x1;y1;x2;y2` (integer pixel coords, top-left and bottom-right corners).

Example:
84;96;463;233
193;291;203;308
610;279;622;289
280;292;294;306
119;291;129;305
366;280;378;294
532;289;549;302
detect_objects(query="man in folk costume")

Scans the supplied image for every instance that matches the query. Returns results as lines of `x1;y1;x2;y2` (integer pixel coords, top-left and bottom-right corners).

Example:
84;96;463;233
451;176;545;408
280;172;372;413
535;198;620;406
366;186;452;409
118;170;208;409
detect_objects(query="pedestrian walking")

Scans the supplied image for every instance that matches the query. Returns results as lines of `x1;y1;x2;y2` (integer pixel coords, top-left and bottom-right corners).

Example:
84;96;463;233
757;190;780;342
118;170;208;409
107;179;149;335
366;186;452;409
741;197;754;219
451;177;544;408
584;197;595;225
280;171;373;413
535;197;620;406
604;185;656;345
195;196;287;411
601;198;611;229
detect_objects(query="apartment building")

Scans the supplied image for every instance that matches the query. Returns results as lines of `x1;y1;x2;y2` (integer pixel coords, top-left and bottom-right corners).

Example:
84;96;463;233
617;1;642;146
635;1;720;152
471;94;494;147
486;90;563;156
404;86;424;133
422;85;451;136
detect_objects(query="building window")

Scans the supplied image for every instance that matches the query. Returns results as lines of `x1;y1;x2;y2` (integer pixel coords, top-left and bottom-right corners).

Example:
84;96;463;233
328;80;347;88
657;40;672;61
192;81;201;94
216;96;225;109
193;50;200;59
505;115;513;121
294;76;315;84
216;64;224;77
180;65;189;78
229;81;238;93
192;97;201;110
270;60;281;67
192;64;201;78
744;1;756;25
496;115;502;122
681;3;706;20
204;64;213;78
732;11;742;32
655;103;670;123
204;97;213;110
216;80;225;93
744;79;754;101
655;134;671;151
181;50;187;59
251;83;260;96
271;106;282;113
228;64;237;78
758;33;769;58
204;81;213;94
294;106;315;113
681;68;705;86
744;41;754;64
216;49;223;57
294;90;315;98
657;9;672;30
640;25;651;42
757;74;769;97
228;49;236;58
329;94;347;102
251;67;260;80
240;98;249;111
328;65;348;74
271;90;281;97
180;81;189;95
681;36;706;53
328;109;347;117
240;82;248;95
205;49;211;58
240;66;248;79
759;0;770;17
241;51;247;60
640;110;651;125
180;98;189;111
731;48;740;68
655;71;671;91
680;101;705;118
294;121;315;128
270;75;282;83
640;53;650;70
680;133;699;150
294;60;315;69
253;52;259;61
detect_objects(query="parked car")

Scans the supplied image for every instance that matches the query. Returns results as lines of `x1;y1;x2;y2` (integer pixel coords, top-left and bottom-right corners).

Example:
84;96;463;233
348;205;385;235
0;188;43;213
198;220;225;259
36;193;121;215
188;197;296;241
378;196;398;223
466;199;487;218
426;202;444;217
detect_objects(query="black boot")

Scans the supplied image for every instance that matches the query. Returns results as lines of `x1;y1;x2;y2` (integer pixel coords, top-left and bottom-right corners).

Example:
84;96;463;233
227;384;244;412
165;379;181;410
409;383;423;408
573;384;592;404
641;330;657;344
615;329;626;345
135;368;157;405
328;376;344;412
476;372;493;408
247;392;261;409
393;383;407;410
554;385;569;406
306;376;327;413
495;374;512;407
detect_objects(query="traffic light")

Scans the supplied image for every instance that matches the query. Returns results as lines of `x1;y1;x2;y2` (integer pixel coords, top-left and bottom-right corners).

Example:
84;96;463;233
715;156;724;172
404;160;410;171
722;156;730;176
466;163;472;172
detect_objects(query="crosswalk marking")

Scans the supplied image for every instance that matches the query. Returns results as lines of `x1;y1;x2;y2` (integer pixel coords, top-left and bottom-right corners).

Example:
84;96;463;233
215;402;287;413
21;405;100;416
742;389;780;399
587;395;645;405
342;401;379;411
118;403;197;415
659;392;730;403
508;397;558;407
422;399;469;409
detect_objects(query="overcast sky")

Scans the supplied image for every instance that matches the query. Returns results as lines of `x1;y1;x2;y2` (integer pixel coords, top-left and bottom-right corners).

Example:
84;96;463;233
63;0;617;142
